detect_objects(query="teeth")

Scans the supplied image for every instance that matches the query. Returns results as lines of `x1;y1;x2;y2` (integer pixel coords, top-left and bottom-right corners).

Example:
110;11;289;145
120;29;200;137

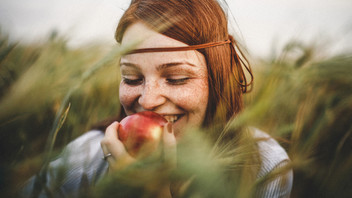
164;115;178;123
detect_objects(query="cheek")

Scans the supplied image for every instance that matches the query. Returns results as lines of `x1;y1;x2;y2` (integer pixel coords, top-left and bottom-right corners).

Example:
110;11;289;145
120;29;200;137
173;79;209;114
194;80;209;111
119;83;139;110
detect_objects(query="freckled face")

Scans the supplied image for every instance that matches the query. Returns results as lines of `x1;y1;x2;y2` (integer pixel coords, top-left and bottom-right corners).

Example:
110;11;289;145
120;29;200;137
119;23;209;137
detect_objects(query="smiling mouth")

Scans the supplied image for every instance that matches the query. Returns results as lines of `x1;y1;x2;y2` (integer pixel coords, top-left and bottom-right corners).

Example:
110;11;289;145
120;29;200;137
163;115;183;123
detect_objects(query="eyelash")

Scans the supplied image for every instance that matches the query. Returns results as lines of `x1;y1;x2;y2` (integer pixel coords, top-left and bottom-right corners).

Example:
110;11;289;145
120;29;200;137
122;77;190;86
167;77;190;85
122;78;143;85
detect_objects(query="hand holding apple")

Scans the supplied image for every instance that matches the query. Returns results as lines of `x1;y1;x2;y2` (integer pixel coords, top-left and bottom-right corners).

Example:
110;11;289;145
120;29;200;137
118;111;168;157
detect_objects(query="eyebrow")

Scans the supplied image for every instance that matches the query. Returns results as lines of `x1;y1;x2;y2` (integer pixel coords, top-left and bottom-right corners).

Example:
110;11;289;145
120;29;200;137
120;62;140;69
120;61;197;71
156;62;196;71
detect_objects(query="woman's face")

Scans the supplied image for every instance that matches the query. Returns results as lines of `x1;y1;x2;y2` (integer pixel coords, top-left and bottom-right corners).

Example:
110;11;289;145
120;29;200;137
119;23;209;137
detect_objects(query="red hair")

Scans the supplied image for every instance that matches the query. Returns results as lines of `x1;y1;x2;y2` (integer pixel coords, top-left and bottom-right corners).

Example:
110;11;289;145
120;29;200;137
92;1;259;187
115;0;252;127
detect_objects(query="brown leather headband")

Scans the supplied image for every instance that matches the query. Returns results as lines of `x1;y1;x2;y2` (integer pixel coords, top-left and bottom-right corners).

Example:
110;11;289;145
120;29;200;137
126;40;231;54
124;38;253;93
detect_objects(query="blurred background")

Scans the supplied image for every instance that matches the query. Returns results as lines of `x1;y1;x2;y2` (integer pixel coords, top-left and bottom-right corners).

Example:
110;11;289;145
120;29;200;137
0;0;351;197
0;0;351;57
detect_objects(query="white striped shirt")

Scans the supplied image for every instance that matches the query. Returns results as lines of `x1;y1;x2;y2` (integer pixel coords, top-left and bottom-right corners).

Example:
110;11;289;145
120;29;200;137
21;129;292;197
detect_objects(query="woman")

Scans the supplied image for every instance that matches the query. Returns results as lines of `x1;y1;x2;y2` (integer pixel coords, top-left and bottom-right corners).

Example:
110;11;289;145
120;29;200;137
22;0;292;197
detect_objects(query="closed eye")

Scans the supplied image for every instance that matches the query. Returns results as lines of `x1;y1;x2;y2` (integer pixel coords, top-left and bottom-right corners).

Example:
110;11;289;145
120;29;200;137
122;77;143;85
167;77;190;85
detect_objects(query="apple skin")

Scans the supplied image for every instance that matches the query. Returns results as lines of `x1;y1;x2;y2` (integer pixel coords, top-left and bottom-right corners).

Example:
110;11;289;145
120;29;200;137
118;111;168;157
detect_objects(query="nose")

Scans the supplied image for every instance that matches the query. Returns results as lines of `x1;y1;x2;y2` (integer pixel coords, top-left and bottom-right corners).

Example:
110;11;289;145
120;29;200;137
138;80;166;110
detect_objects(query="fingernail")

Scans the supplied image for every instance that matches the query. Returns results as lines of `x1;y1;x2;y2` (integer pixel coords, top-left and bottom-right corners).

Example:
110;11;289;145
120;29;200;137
167;122;173;133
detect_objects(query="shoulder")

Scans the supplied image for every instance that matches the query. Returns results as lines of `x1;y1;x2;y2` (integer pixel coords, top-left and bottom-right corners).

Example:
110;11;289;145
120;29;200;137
48;130;108;196
252;128;290;177
21;130;108;197
252;128;293;197
64;130;105;155
51;130;107;175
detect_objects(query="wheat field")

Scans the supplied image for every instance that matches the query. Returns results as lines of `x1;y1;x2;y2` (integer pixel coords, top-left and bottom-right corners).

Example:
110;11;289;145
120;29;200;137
0;31;351;197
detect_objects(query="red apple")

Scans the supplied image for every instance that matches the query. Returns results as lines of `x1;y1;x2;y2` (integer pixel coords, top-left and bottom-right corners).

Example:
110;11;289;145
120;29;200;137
118;111;167;157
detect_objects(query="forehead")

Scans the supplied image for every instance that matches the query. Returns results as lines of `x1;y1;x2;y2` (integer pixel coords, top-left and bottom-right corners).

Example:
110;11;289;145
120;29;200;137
121;22;188;49
120;22;206;67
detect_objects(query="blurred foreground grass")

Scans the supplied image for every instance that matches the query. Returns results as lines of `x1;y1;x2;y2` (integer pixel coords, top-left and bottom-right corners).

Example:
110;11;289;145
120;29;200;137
0;32;121;196
0;31;351;197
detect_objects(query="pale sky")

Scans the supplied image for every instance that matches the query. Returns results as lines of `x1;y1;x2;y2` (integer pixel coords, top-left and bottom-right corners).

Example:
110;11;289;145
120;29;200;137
0;0;351;57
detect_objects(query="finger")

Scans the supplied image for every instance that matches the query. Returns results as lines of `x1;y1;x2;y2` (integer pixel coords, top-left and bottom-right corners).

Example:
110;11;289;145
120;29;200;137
101;121;119;154
163;122;177;165
101;141;116;165
101;122;125;163
163;122;176;146
101;121;119;158
103;122;127;156
105;121;119;140
101;121;135;170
